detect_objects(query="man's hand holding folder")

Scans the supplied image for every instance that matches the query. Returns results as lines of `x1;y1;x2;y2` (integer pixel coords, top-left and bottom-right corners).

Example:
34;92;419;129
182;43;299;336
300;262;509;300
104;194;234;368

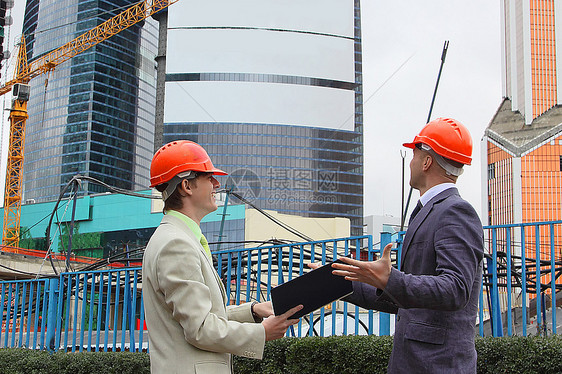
271;259;353;319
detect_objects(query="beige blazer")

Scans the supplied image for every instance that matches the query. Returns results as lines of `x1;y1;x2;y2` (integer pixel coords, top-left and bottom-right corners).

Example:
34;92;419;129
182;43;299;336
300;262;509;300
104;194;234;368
142;214;265;374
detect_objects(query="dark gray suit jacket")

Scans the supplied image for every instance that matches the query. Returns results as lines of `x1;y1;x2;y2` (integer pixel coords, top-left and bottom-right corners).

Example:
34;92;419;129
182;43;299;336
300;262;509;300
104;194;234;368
347;187;484;373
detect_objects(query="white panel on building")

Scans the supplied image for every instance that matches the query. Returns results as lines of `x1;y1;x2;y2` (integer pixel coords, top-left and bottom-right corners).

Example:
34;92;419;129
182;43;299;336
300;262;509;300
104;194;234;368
168;0;354;38
167;29;354;82
164;81;355;131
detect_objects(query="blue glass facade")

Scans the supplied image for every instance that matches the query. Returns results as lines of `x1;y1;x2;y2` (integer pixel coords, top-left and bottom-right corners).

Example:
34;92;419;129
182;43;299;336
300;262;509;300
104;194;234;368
21;0;158;202
164;122;362;232
162;1;363;235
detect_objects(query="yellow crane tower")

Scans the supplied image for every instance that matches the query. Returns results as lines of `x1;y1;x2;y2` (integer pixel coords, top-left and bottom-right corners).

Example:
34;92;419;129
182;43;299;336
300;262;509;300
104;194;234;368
1;0;178;250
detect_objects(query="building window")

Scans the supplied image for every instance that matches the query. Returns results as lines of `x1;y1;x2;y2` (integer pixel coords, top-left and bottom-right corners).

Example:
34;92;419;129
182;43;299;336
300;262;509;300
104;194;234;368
488;163;496;179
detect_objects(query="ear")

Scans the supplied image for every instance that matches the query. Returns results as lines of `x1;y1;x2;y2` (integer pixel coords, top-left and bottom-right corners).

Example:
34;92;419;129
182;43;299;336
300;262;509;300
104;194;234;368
422;154;433;171
178;179;193;197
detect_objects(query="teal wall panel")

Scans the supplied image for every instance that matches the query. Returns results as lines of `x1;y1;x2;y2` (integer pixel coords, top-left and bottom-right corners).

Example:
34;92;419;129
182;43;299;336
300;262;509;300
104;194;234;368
57;196;91;222
1;190;245;252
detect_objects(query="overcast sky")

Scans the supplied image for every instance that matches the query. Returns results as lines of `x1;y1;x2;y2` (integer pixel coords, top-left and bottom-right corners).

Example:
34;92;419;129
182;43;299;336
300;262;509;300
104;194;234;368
3;0;502;222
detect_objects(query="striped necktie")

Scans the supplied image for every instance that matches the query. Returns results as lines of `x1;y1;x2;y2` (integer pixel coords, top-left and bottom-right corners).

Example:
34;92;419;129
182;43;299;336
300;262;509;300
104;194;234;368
200;235;212;259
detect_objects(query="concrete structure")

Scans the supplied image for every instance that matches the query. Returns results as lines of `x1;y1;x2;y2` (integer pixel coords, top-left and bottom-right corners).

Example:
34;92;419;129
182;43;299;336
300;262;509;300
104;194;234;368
499;0;562;125
245;208;350;245
156;0;364;235
484;0;562;224
483;0;562;264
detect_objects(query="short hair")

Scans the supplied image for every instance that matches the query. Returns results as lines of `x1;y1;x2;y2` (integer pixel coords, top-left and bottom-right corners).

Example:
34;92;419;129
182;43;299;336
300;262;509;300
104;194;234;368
416;143;464;177
156;172;211;212
156;182;183;212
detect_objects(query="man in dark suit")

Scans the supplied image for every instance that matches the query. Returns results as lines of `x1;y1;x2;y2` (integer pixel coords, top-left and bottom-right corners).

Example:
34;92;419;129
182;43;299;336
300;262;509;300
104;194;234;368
332;118;484;373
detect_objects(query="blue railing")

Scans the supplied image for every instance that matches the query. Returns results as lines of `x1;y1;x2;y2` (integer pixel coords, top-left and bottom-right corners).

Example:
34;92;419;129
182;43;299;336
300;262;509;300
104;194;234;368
0;221;560;351
214;235;386;337
0;268;144;352
480;220;562;337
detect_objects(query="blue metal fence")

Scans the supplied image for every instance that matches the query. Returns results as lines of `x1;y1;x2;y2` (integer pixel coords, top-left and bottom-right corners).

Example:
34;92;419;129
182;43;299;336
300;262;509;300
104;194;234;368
0;269;144;352
480;220;562;337
0;221;560;351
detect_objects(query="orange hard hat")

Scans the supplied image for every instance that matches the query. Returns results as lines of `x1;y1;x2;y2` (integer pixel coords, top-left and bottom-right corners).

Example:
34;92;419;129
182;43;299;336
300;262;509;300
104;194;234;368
403;117;472;165
150;140;227;187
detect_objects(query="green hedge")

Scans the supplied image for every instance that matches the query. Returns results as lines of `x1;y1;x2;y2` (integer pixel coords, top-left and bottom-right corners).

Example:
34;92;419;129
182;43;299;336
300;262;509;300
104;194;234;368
0;335;561;373
0;350;150;374
476;336;562;374
235;335;393;374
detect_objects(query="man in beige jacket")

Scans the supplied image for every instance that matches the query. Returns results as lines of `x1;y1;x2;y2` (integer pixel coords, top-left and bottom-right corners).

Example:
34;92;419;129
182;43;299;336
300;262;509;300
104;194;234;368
143;140;301;373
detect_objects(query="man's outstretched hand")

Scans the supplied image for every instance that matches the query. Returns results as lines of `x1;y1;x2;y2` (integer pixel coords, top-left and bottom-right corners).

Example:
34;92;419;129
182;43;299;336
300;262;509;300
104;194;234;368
330;243;394;289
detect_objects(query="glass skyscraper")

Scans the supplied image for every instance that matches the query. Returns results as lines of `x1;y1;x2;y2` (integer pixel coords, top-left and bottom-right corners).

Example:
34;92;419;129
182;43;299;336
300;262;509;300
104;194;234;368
159;0;364;235
21;0;158;202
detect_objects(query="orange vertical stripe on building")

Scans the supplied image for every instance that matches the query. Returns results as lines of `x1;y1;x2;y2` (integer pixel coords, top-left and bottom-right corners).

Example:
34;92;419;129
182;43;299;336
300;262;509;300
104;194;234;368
529;0;557;118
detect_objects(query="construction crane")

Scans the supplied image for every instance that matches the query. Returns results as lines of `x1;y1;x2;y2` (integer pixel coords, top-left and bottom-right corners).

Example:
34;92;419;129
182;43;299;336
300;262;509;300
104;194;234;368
1;0;179;250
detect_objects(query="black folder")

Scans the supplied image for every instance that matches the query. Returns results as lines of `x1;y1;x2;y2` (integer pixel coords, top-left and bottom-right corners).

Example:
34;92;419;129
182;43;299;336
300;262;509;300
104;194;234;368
271;259;353;319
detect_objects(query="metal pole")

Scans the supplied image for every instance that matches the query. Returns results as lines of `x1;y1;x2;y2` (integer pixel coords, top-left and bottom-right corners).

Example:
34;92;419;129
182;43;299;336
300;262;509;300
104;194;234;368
217;188;231;252
426;40;449;123
379;232;392;335
401;40;449;227
66;180;79;271
46;278;59;351
401;188;413;231
400;151;406;230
